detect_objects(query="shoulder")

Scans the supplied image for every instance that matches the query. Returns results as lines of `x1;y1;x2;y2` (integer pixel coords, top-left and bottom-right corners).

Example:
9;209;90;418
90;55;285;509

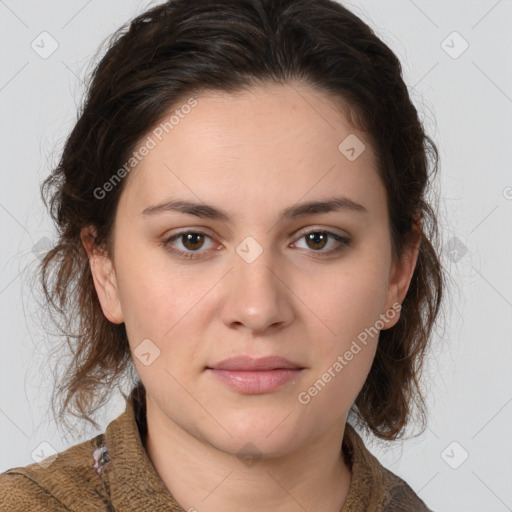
342;423;433;511
379;466;433;511
0;471;70;511
0;433;111;512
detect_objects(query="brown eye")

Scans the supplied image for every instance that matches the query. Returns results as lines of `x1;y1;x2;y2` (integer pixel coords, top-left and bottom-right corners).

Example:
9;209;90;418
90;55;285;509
292;230;351;256
181;232;206;251
163;230;217;259
304;232;329;251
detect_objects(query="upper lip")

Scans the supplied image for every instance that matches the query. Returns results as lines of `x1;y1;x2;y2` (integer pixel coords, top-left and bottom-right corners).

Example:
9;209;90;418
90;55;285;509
207;356;303;371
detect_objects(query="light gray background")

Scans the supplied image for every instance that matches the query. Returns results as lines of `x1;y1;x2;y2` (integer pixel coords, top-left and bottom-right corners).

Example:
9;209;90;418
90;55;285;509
1;1;511;510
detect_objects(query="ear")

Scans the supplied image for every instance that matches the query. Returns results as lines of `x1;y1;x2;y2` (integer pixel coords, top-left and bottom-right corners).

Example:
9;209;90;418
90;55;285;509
380;217;421;330
81;226;124;324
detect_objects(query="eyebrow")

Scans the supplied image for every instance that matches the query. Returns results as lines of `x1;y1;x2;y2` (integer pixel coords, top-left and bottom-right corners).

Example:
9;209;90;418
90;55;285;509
141;196;367;223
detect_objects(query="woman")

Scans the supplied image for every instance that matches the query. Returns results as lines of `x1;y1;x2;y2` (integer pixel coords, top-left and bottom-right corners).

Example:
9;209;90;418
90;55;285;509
0;0;444;510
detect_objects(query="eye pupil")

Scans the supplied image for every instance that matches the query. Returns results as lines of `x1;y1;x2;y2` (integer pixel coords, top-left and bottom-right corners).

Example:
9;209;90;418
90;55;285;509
183;233;204;250
306;232;328;250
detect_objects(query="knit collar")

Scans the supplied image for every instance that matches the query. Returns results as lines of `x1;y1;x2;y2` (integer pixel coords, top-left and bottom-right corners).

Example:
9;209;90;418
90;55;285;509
101;384;382;511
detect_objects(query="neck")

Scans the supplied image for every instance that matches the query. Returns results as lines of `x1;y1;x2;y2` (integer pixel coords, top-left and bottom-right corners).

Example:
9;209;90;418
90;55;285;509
142;397;352;512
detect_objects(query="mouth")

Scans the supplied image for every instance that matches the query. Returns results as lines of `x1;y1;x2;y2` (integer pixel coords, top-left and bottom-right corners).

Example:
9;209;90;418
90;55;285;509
207;355;303;371
205;355;305;394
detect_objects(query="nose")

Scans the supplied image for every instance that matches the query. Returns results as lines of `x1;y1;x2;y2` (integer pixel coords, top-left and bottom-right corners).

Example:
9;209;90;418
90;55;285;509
220;242;295;334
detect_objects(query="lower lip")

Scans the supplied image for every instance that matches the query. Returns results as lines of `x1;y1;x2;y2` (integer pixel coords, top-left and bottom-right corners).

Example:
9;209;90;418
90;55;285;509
206;369;303;394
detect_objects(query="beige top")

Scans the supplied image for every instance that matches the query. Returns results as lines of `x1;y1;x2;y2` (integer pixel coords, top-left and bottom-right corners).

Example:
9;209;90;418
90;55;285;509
0;384;432;511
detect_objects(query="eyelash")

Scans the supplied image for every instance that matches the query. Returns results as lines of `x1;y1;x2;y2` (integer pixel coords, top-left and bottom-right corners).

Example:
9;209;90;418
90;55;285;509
161;229;351;260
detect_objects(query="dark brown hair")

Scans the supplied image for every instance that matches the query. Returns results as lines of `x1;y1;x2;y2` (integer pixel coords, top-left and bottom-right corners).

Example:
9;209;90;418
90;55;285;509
40;0;445;440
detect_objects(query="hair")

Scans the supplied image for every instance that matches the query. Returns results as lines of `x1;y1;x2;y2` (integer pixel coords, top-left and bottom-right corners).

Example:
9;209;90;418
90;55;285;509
40;0;445;440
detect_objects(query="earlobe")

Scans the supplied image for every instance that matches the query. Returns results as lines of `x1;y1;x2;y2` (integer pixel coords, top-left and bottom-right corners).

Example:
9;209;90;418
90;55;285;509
80;226;124;324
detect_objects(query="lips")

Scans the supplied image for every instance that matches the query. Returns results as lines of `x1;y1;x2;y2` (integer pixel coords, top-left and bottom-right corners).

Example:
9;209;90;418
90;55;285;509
206;355;303;371
206;356;305;394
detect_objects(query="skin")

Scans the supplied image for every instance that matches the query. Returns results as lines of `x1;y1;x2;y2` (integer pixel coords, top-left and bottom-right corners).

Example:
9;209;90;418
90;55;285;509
82;80;420;512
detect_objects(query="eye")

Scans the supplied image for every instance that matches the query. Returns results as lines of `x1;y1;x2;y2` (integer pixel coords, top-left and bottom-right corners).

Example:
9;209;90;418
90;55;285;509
291;229;351;255
162;230;219;259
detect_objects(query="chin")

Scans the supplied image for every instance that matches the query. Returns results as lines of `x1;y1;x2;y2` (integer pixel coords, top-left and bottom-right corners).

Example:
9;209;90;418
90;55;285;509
215;432;303;462
204;410;309;459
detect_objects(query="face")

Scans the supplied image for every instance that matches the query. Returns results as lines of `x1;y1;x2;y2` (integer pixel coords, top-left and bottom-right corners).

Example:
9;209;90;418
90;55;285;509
85;81;418;458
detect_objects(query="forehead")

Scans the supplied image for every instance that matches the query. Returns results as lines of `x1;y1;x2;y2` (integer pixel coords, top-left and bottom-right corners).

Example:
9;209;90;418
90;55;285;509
118;81;385;220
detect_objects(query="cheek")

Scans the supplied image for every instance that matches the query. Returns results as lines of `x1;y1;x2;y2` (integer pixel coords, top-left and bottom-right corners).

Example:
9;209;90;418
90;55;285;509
113;248;210;370
306;257;390;345
300;246;390;391
113;243;186;332
296;335;378;425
